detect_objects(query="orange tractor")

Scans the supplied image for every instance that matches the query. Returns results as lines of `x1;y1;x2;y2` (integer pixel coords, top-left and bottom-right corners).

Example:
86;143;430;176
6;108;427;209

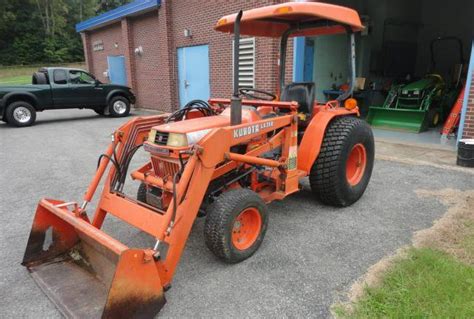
22;2;373;318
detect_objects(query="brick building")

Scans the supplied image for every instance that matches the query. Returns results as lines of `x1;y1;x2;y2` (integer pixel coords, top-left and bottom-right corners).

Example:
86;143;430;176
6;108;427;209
77;0;292;113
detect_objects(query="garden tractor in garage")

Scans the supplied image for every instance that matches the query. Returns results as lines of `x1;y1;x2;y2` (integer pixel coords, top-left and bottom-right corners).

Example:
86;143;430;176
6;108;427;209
367;74;446;132
367;36;465;133
21;2;374;318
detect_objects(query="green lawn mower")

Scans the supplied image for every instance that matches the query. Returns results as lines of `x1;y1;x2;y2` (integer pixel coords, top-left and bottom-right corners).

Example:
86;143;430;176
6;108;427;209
368;37;464;133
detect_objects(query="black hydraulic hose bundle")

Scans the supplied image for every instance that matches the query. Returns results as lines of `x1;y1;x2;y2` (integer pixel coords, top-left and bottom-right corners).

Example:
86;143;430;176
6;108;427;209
95;99;215;203
166;99;215;123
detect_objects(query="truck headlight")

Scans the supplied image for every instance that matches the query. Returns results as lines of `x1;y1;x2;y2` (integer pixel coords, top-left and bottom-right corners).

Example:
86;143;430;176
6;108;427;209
167;133;188;147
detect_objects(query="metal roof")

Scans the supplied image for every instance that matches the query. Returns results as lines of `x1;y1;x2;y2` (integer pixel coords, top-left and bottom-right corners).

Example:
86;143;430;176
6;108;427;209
76;0;160;32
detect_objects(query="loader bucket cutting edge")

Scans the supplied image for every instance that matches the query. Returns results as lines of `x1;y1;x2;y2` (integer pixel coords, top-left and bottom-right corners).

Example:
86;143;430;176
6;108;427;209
366;106;429;133
22;199;166;318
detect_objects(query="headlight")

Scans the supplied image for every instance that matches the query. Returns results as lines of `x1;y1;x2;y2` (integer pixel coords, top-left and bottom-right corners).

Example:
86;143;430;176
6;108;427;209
413;90;420;95
148;129;212;148
148;129;157;143
167;133;188;147
167;129;211;147
186;129;211;145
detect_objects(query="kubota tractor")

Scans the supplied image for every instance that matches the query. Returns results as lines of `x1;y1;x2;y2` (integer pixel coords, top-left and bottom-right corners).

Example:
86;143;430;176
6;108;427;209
22;2;374;318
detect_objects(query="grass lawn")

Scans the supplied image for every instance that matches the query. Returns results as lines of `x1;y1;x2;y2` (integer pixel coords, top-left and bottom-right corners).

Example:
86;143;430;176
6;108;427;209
336;248;474;318
0;62;85;86
0;75;32;85
335;190;474;318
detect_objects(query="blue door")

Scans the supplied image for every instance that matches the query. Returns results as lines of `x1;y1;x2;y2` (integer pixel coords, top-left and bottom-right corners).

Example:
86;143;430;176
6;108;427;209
303;38;315;82
177;45;210;107
107;55;127;85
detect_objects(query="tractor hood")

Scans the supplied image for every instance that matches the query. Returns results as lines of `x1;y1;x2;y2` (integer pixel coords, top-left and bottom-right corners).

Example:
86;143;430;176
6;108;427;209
147;108;262;149
401;75;444;92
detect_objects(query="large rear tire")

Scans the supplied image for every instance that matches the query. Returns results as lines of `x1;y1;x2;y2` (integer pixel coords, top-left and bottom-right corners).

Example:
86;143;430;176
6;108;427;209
309;116;374;207
204;188;268;263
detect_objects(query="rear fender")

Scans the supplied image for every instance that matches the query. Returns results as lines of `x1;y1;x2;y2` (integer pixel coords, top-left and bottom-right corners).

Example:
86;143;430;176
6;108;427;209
298;107;357;173
2;92;40;110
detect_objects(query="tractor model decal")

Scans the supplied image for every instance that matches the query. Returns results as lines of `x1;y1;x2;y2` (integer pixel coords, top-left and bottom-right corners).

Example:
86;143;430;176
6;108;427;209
233;121;274;138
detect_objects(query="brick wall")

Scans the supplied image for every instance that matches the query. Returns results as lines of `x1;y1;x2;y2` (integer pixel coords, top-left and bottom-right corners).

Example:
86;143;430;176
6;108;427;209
169;0;292;104
82;0;294;111
129;11;161;109
464;70;474;138
87;23;124;83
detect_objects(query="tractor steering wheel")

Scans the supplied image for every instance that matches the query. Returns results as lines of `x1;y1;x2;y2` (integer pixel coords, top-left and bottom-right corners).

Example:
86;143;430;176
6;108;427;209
239;88;276;101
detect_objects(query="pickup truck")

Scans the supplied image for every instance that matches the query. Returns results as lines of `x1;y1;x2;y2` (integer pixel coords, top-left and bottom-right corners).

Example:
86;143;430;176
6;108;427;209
0;67;136;127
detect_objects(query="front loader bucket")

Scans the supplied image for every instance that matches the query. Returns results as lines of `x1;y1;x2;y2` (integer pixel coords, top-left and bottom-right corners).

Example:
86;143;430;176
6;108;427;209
22;199;166;318
366;106;429;133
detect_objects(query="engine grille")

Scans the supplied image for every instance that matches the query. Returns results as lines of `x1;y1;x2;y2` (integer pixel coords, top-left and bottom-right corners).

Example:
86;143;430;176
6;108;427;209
154;131;169;145
151;156;180;179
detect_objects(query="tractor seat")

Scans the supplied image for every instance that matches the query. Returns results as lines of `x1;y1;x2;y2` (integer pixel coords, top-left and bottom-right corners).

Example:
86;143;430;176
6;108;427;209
281;82;315;115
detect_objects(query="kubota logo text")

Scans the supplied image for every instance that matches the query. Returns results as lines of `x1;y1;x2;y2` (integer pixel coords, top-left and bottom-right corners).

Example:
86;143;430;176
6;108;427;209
233;121;274;138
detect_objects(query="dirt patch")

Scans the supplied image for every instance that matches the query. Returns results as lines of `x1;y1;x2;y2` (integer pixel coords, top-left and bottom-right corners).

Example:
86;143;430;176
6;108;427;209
414;189;474;265
334;188;474;315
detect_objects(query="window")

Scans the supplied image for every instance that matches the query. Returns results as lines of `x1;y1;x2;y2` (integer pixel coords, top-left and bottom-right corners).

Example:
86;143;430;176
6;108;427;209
53;70;67;85
233;37;255;89
69;70;95;85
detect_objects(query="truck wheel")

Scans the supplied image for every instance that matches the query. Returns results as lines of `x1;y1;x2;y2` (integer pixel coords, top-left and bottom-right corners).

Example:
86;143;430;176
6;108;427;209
5;101;36;127
137;183;147;203
204;188;268;263
309;116;374;207
108;96;130;117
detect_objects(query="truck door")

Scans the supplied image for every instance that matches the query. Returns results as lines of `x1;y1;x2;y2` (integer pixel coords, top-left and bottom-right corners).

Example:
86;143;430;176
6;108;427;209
51;69;71;107
67;70;105;107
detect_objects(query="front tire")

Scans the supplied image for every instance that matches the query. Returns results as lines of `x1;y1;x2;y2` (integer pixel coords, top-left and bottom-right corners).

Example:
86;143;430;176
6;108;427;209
137;183;147;203
204;189;268;263
108;96;130;117
428;109;441;127
5;101;36;127
309;116;374;207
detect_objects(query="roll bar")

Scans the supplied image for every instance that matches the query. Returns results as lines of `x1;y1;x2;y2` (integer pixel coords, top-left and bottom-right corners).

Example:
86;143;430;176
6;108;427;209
231;17;358;125
279;22;356;102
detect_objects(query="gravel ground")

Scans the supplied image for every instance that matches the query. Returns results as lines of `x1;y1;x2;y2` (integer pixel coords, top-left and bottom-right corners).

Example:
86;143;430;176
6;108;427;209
0;109;472;318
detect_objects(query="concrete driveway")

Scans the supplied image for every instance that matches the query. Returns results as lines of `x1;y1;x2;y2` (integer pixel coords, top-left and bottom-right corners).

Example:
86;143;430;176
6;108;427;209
0;109;472;318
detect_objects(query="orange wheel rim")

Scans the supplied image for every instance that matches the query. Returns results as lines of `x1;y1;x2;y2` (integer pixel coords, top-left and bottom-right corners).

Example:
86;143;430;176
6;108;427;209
346;143;367;186
231;207;262;251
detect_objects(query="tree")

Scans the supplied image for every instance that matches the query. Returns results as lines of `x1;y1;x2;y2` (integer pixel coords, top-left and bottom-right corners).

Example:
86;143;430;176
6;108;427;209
0;0;132;66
